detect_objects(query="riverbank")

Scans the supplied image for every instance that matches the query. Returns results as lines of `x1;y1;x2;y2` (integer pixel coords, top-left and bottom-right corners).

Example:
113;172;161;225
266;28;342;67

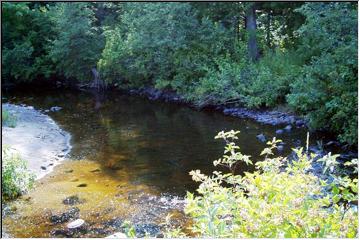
122;87;306;127
2;103;71;180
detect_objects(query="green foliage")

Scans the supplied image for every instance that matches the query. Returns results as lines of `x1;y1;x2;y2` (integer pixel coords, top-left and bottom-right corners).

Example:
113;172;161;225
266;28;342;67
48;3;104;82
287;3;358;144
2;146;35;200
2;109;17;128
1;2;357;144
1;2;55;83
180;130;358;238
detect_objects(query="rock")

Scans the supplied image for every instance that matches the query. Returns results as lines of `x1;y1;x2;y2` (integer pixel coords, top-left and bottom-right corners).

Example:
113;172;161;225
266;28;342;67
103;217;123;229
41;166;47;170
106;232;127;238
90;169;101;173
77;183;87;187
277;145;284;152
294;139;302;147
295;120;304;127
325;141;339;147
134;223;161;238
67;219;85;229
223;108;237;115
50;106;62;112
51;229;71;237
50;207;80;224
275;129;284;135
284;125;292;131
65;169;74;173
63;195;84;205
88;228;111;236
256;134;266;143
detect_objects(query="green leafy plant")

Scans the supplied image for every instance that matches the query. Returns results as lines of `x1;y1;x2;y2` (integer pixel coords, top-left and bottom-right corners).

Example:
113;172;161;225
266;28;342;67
2;146;35;200
180;130;358;238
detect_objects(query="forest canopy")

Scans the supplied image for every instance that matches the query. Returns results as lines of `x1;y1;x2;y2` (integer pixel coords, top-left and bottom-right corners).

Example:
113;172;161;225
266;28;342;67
1;2;358;145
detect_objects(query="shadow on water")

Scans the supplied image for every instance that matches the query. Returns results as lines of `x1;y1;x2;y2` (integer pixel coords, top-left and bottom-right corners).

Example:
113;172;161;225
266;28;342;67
2;88;340;237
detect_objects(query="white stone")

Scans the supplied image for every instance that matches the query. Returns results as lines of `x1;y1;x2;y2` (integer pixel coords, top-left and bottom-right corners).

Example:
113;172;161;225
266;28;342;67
67;219;85;229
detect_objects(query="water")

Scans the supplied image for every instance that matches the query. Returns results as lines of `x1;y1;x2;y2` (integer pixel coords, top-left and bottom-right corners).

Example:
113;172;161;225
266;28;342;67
2;88;336;237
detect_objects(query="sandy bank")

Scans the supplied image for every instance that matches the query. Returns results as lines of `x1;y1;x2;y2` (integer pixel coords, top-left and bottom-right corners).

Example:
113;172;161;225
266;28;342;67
2;103;71;180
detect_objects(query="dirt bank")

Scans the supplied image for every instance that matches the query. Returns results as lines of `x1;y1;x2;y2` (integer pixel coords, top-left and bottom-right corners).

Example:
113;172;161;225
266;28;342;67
2;103;71;180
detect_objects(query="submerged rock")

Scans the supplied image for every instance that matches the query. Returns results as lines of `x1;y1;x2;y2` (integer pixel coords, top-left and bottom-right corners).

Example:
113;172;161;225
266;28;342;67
50;207;80;224
50;106;62;112
77;183;87;187
295;119;305;127
275;129;284;135
256;134;266;143
134;223;161;238
63;195;85;205
284;125;292;131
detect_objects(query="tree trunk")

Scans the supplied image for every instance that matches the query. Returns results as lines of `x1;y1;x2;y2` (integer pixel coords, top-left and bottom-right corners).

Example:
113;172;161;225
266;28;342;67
245;3;259;61
266;10;271;48
90;67;105;91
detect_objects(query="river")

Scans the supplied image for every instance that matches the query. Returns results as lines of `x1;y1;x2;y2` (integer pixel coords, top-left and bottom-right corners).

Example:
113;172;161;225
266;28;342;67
1;88;343;237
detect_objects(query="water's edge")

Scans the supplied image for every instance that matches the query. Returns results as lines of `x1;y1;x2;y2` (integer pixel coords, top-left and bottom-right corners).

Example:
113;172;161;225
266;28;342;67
2;103;72;238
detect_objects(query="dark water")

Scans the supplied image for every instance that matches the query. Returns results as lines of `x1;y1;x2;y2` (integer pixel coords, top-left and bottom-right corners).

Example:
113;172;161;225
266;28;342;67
3;88;314;194
2;88;342;237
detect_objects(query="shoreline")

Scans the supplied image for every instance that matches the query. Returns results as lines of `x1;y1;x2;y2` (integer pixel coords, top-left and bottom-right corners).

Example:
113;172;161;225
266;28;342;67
2;103;72;180
125;87;306;126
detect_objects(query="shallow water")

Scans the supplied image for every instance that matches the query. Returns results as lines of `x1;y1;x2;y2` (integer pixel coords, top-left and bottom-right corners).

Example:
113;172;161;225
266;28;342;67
2;88;339;237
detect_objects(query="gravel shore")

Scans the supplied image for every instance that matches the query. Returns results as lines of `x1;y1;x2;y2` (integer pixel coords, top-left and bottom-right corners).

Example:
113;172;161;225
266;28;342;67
2;103;71;180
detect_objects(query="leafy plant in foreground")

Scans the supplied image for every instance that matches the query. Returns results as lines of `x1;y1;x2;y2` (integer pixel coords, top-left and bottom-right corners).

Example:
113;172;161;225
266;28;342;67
181;130;358;238
2;146;35;200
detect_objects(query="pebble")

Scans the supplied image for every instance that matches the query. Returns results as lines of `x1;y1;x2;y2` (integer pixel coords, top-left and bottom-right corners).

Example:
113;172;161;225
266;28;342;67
67;219;85;229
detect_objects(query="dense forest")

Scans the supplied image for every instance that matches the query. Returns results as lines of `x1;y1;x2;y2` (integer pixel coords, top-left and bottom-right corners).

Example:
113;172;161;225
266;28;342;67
2;2;358;145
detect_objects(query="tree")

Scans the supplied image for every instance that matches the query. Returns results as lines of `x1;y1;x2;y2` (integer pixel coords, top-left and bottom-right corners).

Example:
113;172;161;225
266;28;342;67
49;3;104;83
245;2;259;61
2;2;55;84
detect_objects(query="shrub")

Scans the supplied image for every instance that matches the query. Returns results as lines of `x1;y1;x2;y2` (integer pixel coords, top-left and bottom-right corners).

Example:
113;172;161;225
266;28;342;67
2;109;17;128
287;3;357;145
179;130;358;238
2;146;35;200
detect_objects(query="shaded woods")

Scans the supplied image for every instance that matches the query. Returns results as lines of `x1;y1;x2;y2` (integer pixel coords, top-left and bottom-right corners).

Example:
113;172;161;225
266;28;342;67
2;2;358;144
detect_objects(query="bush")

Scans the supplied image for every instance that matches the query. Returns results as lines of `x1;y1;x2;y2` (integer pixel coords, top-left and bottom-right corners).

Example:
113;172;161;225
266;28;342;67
2;109;17;128
2;146;35;200
178;130;358;238
287;3;357;144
